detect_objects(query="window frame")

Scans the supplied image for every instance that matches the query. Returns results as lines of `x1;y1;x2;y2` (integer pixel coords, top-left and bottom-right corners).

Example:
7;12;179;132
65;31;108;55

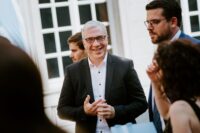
181;0;200;37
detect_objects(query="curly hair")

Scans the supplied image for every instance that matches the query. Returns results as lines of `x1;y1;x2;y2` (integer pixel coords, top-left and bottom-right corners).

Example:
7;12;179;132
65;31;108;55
155;39;200;102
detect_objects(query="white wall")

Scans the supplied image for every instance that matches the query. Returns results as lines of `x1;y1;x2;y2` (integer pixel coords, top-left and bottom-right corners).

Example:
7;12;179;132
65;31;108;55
117;0;155;97
0;0;29;53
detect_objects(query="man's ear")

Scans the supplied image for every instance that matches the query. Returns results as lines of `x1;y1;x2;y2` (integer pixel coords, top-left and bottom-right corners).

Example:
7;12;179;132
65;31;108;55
170;17;178;28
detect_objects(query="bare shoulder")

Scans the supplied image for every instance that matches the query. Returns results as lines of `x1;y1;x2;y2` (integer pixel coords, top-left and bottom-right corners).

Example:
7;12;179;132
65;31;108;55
169;100;190;118
170;100;188;110
170;100;200;133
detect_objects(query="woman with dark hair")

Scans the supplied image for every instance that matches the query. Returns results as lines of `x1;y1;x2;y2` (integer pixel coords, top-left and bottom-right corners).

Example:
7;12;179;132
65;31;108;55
147;39;200;133
0;36;67;133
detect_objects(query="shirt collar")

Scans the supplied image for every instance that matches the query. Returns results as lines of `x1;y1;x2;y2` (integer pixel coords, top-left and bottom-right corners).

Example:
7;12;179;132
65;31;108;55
88;52;108;68
171;29;181;41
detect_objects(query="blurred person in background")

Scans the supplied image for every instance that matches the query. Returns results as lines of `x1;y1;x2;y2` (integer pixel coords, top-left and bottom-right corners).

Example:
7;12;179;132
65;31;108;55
0;36;68;133
68;32;87;62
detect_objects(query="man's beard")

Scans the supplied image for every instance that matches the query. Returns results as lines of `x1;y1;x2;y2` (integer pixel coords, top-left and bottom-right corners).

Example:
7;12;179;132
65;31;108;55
152;30;172;44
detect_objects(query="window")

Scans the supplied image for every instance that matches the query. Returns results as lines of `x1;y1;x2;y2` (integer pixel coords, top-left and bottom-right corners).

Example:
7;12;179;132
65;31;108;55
181;0;200;39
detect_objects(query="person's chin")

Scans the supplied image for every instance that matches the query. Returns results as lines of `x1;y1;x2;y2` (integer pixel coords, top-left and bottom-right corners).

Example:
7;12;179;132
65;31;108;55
151;38;159;44
151;40;157;44
93;50;103;55
94;53;105;59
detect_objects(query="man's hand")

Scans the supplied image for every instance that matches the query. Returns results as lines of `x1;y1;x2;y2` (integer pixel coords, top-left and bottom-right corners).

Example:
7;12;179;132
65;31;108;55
83;95;105;116
97;103;115;119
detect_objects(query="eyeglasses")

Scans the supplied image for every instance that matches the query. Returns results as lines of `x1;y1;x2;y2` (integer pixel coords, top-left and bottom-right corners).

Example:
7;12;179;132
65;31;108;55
84;35;106;44
144;19;166;27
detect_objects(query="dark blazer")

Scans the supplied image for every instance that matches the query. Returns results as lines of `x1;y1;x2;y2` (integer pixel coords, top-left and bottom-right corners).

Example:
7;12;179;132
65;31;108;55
58;53;148;133
148;32;200;133
179;32;200;44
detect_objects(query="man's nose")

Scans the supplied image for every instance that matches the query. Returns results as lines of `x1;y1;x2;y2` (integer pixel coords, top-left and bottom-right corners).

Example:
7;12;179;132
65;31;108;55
92;39;100;46
147;24;154;30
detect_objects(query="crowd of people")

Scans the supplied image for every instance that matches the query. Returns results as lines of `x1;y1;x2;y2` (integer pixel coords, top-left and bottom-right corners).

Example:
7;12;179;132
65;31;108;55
1;0;200;133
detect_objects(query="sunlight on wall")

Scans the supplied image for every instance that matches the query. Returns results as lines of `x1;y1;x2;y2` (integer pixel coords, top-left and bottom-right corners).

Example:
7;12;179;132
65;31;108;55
0;0;30;53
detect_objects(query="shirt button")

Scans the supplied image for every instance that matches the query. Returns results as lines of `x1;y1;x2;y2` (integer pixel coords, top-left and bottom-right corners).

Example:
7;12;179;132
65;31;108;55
99;83;101;86
100;119;102;121
99;95;101;97
98;71;100;74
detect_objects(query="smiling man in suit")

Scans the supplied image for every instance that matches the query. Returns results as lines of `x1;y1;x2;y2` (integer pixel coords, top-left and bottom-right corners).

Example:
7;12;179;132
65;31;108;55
57;20;148;133
145;1;200;133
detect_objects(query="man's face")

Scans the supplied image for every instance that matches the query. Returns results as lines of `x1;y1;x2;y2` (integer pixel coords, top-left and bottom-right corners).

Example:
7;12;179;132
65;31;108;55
82;26;108;62
146;8;173;44
69;42;86;62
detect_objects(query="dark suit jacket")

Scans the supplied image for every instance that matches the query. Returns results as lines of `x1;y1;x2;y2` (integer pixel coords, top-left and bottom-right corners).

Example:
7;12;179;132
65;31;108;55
58;53;148;133
179;32;200;44
148;32;200;123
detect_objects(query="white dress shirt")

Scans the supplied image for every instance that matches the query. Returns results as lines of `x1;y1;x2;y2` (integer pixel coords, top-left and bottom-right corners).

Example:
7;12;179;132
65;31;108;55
88;53;111;133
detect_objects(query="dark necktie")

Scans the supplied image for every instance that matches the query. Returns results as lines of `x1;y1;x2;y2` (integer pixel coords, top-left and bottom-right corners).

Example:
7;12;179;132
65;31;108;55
148;86;163;133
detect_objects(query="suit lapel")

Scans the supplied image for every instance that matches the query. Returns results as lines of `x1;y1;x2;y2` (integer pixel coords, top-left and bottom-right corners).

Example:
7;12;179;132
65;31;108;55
105;54;114;100
82;59;95;102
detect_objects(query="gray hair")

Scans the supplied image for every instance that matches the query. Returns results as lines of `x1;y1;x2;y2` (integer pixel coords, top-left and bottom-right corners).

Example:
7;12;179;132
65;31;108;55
81;20;107;39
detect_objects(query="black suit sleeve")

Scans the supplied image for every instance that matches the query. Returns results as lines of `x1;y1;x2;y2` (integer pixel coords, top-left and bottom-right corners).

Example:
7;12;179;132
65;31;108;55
107;60;148;126
57;67;89;122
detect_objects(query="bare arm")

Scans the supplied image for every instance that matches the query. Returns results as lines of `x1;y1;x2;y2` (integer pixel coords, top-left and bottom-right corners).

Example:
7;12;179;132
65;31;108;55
152;83;170;119
146;60;170;119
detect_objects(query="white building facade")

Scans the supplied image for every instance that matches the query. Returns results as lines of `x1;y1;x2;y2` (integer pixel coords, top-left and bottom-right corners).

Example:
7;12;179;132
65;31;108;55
1;0;200;132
